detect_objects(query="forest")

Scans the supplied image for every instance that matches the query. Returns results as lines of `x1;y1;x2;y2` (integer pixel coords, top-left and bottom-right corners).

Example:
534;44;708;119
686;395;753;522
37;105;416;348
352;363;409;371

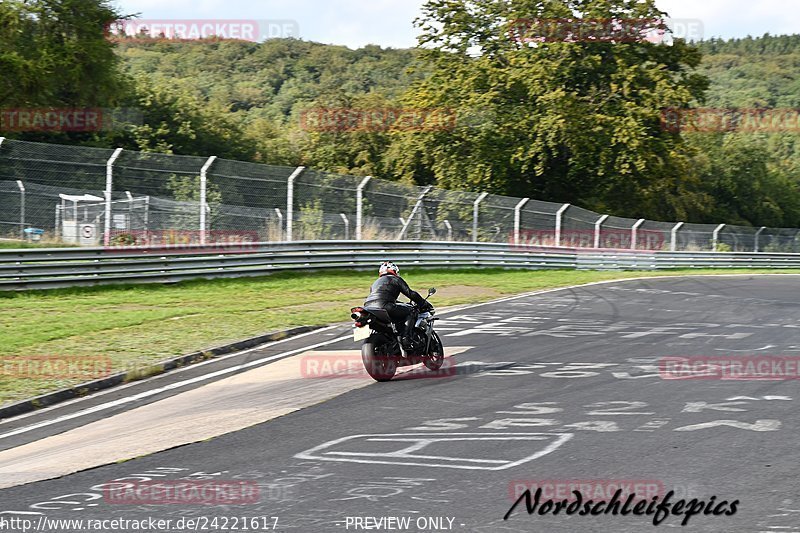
3;0;800;227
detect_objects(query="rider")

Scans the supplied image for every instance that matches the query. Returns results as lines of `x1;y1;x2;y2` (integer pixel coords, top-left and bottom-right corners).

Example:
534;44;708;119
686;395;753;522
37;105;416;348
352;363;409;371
364;261;429;347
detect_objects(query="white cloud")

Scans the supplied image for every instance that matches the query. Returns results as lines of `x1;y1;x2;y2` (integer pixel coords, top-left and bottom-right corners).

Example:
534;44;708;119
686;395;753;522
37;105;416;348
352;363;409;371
657;0;800;39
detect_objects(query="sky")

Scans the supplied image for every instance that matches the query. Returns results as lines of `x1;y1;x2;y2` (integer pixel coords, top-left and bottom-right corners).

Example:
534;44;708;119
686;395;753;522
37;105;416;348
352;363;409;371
111;0;800;49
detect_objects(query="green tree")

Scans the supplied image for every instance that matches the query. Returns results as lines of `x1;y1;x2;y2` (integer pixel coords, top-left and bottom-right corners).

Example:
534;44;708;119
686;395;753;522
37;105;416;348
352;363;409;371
388;0;709;220
108;76;256;161
0;0;123;108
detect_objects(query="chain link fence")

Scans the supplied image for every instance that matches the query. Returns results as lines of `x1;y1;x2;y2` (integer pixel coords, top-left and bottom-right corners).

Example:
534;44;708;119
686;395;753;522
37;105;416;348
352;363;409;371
1;137;799;252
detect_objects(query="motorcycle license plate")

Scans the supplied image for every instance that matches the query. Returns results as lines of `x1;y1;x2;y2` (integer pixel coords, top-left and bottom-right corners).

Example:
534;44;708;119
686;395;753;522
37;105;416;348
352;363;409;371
353;325;372;341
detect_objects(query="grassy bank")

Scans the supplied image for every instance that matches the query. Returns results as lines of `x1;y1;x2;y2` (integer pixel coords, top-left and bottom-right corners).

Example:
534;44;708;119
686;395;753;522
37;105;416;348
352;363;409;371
2;268;799;405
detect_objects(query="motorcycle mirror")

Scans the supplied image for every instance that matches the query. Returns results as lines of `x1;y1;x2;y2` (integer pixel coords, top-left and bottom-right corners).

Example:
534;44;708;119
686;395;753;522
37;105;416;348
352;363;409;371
428;288;437;295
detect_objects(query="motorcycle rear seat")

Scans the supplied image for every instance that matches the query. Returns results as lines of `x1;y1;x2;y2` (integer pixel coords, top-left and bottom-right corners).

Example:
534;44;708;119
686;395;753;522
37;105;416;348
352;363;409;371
364;307;392;324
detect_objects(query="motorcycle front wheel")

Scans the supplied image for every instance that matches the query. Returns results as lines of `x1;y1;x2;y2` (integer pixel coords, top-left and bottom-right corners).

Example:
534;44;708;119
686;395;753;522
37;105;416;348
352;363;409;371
361;341;397;382
423;331;445;371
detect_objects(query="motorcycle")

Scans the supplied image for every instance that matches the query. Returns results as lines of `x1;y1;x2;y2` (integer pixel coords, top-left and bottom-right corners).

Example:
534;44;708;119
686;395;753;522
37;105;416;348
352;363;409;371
350;288;445;382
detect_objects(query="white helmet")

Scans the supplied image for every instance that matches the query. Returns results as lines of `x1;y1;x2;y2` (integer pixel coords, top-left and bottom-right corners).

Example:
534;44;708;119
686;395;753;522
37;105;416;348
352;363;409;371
379;261;399;276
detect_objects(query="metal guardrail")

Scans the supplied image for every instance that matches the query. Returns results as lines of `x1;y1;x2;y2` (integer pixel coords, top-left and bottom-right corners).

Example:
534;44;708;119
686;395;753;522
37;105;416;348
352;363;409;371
2;241;800;291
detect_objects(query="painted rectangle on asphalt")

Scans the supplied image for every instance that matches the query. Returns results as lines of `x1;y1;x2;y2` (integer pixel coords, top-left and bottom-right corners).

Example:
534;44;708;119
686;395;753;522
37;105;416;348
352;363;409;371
295;432;573;470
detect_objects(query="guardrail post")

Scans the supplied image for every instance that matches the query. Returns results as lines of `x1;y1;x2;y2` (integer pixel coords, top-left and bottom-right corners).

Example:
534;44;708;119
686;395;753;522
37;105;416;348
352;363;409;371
513;198;530;245
356;176;371;240
443;220;453;242
712;224;726;251
340;213;350;240
594;214;609;248
285;166;306;242
670;222;684;252
754;226;766;253
199;156;217;245
554;203;570;247
16;180;25;239
399;186;433;240
472;192;489;242
103;148;123;246
631;219;646;250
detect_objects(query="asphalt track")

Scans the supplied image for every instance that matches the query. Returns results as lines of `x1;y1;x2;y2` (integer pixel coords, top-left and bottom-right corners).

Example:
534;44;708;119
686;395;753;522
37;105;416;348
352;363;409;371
1;275;800;533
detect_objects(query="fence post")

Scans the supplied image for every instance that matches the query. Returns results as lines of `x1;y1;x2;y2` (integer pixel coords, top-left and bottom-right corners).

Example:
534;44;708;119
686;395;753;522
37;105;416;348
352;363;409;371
712;224;726;251
338;213;349;240
199;156;217;245
103;148;123;246
273;208;284;241
473;192;489;242
631;219;646;250
16;180;25;239
144;196;150;235
356;176;371;240
754;226;766;253
285;166;306;242
443;220;453;242
670;222;684;252
513;198;530;245
125;191;133;236
554;203;570;247
398;186;432;240
594;214;609;248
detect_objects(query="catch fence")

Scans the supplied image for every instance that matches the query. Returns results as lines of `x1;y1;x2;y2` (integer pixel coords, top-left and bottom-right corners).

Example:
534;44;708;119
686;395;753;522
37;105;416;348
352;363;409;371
0;138;797;252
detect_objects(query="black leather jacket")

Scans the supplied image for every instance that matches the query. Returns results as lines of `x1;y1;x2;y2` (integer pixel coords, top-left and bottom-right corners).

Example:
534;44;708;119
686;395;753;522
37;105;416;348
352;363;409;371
364;274;426;308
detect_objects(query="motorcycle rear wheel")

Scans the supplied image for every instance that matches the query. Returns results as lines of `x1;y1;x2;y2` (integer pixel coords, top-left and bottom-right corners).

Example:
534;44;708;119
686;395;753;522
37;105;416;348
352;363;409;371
362;341;397;382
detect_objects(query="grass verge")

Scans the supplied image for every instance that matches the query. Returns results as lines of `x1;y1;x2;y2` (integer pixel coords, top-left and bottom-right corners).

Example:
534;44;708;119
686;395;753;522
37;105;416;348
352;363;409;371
0;240;77;249
1;267;799;405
